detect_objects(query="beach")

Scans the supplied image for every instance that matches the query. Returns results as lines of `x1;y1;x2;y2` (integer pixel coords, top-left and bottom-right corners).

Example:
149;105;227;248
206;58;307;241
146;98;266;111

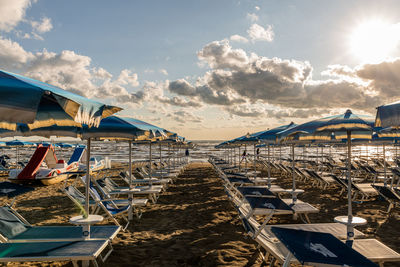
1;160;399;266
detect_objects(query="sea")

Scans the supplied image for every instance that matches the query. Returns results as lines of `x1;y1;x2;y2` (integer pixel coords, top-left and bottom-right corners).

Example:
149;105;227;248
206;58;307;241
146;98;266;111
1;140;398;166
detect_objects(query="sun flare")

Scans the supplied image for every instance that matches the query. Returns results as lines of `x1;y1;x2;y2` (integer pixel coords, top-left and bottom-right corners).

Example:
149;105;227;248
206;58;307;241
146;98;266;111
350;19;400;63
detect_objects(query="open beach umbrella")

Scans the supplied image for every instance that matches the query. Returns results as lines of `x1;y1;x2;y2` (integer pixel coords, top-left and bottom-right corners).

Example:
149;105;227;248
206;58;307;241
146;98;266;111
375;100;400;128
0;70;122;130
312;109;374;245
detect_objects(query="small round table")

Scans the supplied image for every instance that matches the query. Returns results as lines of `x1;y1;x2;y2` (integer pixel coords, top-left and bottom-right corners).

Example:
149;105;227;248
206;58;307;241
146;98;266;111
284;189;304;202
70;214;104;239
334;215;367;226
334;215;367;240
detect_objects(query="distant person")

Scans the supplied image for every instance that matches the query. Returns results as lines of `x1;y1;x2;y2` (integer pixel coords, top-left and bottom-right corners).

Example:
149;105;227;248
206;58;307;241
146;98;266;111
185;148;189;163
240;150;247;164
256;148;260;159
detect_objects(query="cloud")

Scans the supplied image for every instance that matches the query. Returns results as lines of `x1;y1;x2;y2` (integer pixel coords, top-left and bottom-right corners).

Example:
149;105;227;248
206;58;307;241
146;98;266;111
0;0;31;32
230;34;249;43
160;69;168;75
255;6;260;11
167;39;393;119
31;17;53;33
0;36;34;68
197;39;249;70
247;23;274;42
166;110;203;124
247;13;259;22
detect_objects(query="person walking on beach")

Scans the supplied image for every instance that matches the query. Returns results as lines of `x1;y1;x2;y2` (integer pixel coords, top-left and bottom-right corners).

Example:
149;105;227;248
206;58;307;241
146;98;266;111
185;148;189;163
240;150;247;164
256;148;260;160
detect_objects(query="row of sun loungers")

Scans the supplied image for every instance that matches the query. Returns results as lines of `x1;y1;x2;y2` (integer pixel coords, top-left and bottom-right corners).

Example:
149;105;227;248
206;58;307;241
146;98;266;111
0;158;189;266
209;156;400;266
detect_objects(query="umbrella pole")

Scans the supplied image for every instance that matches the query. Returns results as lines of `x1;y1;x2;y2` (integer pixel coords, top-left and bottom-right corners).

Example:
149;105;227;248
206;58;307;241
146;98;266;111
254;144;256;173
267;144;271;188
159;142;163;178
346;130;354;244
383;144;387;186
238;146;241;170
129;140;132;188
292;144;296;203
16;146;18;169
245;144;247;174
149;141;152;175
85;138;91;218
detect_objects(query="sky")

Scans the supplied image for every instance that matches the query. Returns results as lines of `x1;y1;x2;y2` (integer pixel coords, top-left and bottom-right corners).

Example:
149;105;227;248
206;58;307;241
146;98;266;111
1;0;400;140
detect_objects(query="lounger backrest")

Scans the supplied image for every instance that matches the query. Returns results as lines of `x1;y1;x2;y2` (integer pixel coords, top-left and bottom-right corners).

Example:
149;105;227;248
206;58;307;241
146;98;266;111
65;186;86;205
44;145;58;168
0;206;28;239
68;146;85;165
17;145;49;180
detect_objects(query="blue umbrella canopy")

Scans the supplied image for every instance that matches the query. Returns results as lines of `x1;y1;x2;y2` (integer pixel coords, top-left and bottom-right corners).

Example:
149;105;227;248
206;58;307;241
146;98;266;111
278;110;374;143
0;70;122;129
5;140;36;147
257;122;297;143
81;116;169;141
55;142;74;148
375;100;400;128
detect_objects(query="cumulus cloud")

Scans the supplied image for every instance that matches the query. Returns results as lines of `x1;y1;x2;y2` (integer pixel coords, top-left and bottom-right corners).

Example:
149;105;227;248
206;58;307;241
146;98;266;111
230;34;249;43
0;0;31;32
167;39;398;119
255;6;260;11
247;23;274;42
31;17;53;33
247;13;259;22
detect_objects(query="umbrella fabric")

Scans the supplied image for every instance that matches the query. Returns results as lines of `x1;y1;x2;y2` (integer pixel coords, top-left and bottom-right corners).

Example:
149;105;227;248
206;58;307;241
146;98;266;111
5;140;36;147
0;70;122;129
257;122;297;143
55;143;74;148
375;100;400;128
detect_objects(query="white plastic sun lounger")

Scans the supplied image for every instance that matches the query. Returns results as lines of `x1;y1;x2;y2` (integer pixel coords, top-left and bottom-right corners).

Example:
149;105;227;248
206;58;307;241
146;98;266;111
0;240;110;267
0;206;121;243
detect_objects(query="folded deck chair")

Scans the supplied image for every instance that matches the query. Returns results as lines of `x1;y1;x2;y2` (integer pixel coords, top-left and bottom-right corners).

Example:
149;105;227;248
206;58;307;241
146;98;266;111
0;240;111;267
0;206;120;243
271;227;378;267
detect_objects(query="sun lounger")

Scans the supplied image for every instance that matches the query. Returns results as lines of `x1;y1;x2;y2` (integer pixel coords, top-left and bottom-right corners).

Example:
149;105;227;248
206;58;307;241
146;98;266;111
119;171;172;186
372;185;400;212
65;183;132;230
0;206;120;243
0;240;111;267
271;227;378;267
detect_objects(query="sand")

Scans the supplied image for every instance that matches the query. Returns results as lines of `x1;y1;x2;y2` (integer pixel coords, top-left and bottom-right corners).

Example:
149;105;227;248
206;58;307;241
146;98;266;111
0;162;399;266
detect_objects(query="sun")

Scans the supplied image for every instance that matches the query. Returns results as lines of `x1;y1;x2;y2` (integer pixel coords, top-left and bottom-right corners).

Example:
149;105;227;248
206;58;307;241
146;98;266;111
349;19;399;63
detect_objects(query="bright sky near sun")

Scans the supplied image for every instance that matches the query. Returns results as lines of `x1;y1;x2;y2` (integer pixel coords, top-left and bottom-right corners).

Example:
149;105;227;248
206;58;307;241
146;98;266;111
1;0;400;140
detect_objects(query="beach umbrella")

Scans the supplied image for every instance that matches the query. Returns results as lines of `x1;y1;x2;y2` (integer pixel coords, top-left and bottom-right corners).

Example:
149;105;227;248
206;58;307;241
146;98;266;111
375;100;400;128
55;143;74;148
312;109;374;245
0;70;122;129
5;140;36;168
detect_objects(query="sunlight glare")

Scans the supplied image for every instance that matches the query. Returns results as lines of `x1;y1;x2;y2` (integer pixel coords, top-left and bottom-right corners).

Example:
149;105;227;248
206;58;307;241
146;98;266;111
350;19;400;63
